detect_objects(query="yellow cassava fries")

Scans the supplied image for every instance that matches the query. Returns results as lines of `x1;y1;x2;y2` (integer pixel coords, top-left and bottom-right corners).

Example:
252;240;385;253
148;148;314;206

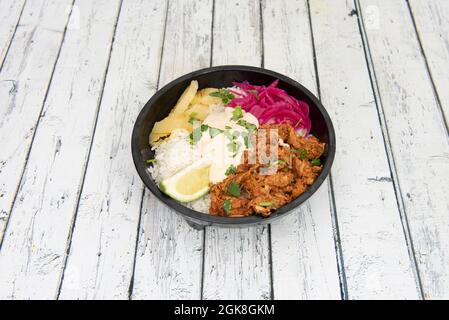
185;103;209;121
171;80;198;115
149;114;192;145
149;82;223;146
191;88;221;106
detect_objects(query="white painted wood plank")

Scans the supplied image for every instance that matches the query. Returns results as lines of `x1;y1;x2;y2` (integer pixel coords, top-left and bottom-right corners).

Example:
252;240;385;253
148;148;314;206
131;0;212;300
0;0;72;244
0;0;122;300
203;226;271;300
408;0;449;125
158;0;213;85
310;0;420;299
0;0;26;66
262;0;341;300
358;0;449;299
202;0;271;300
59;0;168;300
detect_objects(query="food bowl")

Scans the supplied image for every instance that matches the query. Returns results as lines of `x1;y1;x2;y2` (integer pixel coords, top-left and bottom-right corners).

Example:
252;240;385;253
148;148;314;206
131;65;335;229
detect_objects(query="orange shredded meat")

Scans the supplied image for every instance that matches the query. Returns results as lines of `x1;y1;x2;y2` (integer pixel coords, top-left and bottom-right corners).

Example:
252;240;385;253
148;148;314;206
209;124;325;217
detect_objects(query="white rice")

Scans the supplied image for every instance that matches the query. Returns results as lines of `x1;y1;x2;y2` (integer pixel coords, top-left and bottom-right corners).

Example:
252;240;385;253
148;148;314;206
148;128;210;213
186;193;211;213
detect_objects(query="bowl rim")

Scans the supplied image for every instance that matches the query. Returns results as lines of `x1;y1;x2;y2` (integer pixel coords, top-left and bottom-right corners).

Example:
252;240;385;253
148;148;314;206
131;65;336;226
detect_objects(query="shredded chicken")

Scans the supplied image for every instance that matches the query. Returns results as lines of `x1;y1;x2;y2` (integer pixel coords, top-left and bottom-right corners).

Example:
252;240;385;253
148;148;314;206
209;124;326;217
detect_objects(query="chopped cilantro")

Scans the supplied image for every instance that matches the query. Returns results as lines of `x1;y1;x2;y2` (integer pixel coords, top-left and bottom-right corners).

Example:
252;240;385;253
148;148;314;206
223;128;239;141
209;88;235;104
227;140;241;157
146;159;156;164
311;158;321;166
243;134;251;148
292;148;307;160
227;182;241;197
259;201;273;207
231;106;243;121
223;129;233;140
189;124;209;144
237;119;257;132
188;112;199;124
225;164;237;176
223;199;232;214
276;159;286;165
209;127;223;138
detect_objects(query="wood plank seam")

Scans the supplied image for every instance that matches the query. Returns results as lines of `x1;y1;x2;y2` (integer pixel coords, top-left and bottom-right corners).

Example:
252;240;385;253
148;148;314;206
405;0;449;135
202;0;270;300
128;0;171;300
258;0;275;301
0;0;27;72
127;189;146;298
55;0;125;299
199;222;207;300
306;0;348;300
208;0;215;68
199;0;215;300
0;0;76;249
354;0;425;299
259;0;265;69
58;0;169;299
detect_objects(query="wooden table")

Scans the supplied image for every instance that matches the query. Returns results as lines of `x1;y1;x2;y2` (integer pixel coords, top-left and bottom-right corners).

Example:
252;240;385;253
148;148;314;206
0;0;448;300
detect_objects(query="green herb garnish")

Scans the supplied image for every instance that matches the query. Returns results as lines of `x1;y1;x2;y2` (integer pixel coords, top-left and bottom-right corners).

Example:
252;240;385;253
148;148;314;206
268;159;285;167
311;158;321;166
237;119;257;132
223;129;233;140
292;148;307;160
223;199;232;214
231;106;243;121
209;127;223;138
243;134;251;148
227;140;241;157
225;164;237;176
223;128;239;141
227;182;241;197
188;112;199;124
190;124;209;144
146;159;156;164
188;132;197;145
259;201;273;207
276;159;286;165
210;88;235;104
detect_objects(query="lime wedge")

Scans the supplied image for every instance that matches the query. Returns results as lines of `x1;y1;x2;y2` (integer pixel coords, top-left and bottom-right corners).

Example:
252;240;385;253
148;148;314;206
160;159;211;202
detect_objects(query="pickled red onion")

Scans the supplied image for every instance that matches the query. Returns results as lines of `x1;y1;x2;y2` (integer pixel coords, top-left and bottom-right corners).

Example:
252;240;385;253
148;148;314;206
228;80;311;135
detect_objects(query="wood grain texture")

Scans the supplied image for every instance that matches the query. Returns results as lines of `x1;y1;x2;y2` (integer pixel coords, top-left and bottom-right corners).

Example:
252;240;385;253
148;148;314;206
202;0;271;300
408;0;449;126
0;0;26;67
0;0;73;245
359;0;449;299
0;0;121;300
0;0;446;301
262;0;341;300
58;0;167;299
310;0;420;299
131;0;213;300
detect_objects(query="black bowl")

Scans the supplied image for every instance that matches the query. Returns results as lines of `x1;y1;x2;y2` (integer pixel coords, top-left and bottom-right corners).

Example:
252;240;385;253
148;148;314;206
131;65;335;229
